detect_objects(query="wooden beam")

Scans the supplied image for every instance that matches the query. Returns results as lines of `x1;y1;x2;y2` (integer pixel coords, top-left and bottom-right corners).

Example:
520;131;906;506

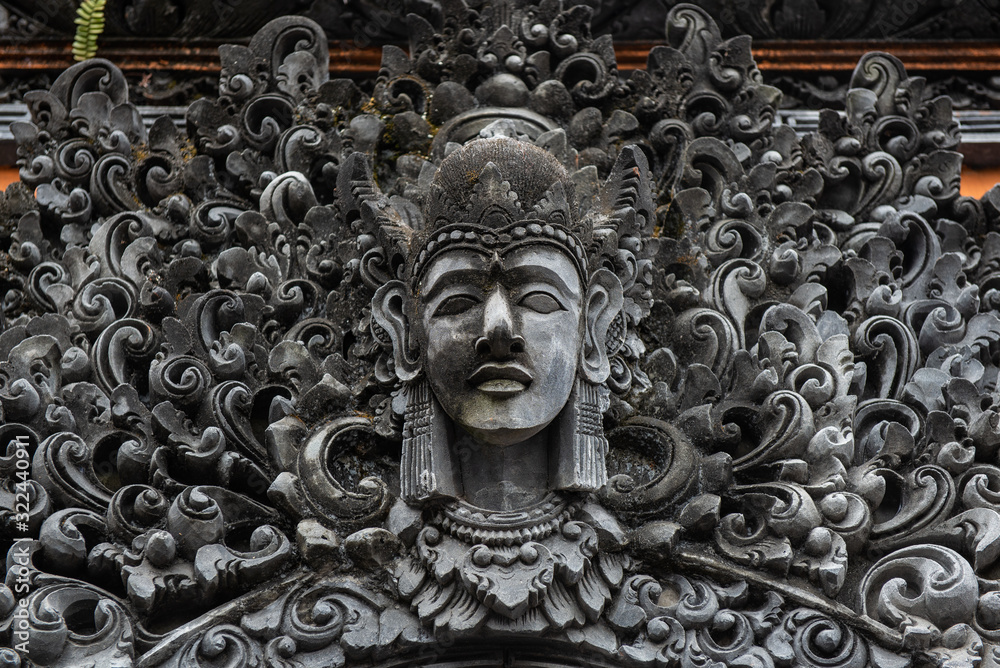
0;40;383;77
612;41;1000;72
751;40;1000;72
1;40;999;77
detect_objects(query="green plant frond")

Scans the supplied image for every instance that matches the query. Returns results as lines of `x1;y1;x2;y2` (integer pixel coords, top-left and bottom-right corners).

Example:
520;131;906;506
72;0;107;62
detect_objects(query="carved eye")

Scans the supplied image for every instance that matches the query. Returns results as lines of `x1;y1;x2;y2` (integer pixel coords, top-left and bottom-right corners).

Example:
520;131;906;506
519;291;563;314
434;295;479;316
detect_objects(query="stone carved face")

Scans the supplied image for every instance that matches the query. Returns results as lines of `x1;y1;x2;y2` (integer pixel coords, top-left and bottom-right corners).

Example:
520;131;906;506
415;245;584;446
373;244;622;447
370;138;624;505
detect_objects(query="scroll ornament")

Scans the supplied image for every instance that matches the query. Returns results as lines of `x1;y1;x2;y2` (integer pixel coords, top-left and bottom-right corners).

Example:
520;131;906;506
1;3;1000;667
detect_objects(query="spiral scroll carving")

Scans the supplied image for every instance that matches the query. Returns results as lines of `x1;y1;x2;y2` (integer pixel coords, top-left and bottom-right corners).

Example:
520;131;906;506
1;3;1000;668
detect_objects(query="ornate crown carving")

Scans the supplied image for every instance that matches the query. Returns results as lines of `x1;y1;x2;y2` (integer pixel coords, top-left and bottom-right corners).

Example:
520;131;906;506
410;135;592;283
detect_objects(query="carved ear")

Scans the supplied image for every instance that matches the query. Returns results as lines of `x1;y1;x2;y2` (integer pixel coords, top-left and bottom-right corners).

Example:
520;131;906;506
580;268;624;384
371;280;421;382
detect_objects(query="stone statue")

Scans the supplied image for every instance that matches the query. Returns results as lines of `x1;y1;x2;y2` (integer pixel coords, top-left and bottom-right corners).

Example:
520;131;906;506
5;2;1000;667
373;135;623;508
359;134;634;629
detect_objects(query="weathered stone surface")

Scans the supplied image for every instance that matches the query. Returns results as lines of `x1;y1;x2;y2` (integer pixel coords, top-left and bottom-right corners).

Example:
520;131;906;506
2;2;1000;667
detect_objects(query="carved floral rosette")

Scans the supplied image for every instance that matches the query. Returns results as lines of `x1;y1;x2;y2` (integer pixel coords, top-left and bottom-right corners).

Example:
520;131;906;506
2;2;1000;667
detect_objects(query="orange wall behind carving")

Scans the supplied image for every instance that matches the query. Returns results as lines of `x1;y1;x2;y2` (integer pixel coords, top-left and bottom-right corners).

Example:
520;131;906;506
0;167;15;190
962;167;1000;199
0;166;997;201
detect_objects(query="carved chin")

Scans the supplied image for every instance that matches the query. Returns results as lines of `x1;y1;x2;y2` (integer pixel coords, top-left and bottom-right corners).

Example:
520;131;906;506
450;396;564;447
460;421;549;447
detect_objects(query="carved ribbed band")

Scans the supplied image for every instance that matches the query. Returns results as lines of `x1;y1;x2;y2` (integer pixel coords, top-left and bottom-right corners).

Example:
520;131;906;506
410;220;588;285
401;378;437;501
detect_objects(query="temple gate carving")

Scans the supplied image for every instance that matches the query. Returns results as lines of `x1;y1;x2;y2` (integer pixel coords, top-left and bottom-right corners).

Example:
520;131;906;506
2;2;1000;667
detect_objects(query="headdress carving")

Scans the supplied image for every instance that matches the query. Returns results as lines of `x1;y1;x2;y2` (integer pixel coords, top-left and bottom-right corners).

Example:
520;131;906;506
412;136;590;283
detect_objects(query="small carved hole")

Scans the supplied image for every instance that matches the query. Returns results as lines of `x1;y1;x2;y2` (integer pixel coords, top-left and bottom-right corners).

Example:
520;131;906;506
657;583;680;608
63;599;100;635
873;477;902;525
92;437;122;492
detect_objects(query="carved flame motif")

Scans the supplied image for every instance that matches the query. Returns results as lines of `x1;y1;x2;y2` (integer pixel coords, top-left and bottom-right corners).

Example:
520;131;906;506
3;1;1000;667
398;499;619;632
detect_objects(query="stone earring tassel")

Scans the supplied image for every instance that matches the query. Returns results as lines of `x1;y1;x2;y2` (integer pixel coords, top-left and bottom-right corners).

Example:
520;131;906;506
552;378;608;491
401;378;455;501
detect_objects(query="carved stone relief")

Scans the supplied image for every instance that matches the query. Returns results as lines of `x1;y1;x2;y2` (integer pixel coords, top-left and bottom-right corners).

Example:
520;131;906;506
2;2;1000;667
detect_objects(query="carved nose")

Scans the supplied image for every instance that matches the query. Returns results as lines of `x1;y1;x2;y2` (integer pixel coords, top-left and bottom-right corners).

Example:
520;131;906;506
475;289;525;358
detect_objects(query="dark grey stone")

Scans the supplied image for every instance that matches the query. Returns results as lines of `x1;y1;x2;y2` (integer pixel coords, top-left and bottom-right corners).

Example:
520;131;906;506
3;2;1000;667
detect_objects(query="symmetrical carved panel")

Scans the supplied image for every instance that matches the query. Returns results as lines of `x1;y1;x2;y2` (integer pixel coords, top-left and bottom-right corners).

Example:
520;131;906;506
3;2;1000;667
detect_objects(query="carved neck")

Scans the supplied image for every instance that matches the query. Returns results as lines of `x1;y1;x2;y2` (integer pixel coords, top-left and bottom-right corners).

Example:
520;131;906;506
453;425;550;510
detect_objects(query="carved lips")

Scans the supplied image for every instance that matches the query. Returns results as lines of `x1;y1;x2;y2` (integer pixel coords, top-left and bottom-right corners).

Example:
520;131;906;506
468;362;533;398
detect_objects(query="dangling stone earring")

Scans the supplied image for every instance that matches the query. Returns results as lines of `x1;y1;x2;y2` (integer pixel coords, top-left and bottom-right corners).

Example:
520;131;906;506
401;377;458;502
551;376;608;492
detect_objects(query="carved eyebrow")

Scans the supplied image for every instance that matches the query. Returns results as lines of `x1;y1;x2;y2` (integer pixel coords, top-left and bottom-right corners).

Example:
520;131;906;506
419;268;488;302
502;264;580;298
419;254;581;301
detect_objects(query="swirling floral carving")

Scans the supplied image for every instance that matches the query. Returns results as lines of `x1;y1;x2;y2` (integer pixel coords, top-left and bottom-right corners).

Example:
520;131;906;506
2;3;1000;667
162;624;263;668
38;508;107;573
92;318;157;395
860;545;978;648
107;484;169;540
284;417;392;527
33;432;114;512
602;417;697;515
18;582;134;666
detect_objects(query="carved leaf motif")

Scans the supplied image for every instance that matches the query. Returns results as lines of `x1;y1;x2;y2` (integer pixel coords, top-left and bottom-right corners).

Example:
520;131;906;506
33;432;114;512
861;545;979;649
19;583;135;667
1;3;998;667
460;543;555;619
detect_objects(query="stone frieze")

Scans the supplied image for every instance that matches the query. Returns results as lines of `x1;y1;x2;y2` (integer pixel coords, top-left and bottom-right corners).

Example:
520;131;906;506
1;2;1000;667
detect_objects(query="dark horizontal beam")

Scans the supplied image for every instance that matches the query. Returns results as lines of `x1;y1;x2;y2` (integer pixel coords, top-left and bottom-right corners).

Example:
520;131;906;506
751;40;1000;72
616;41;1000;73
0;40;383;77
2;40;1000;76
